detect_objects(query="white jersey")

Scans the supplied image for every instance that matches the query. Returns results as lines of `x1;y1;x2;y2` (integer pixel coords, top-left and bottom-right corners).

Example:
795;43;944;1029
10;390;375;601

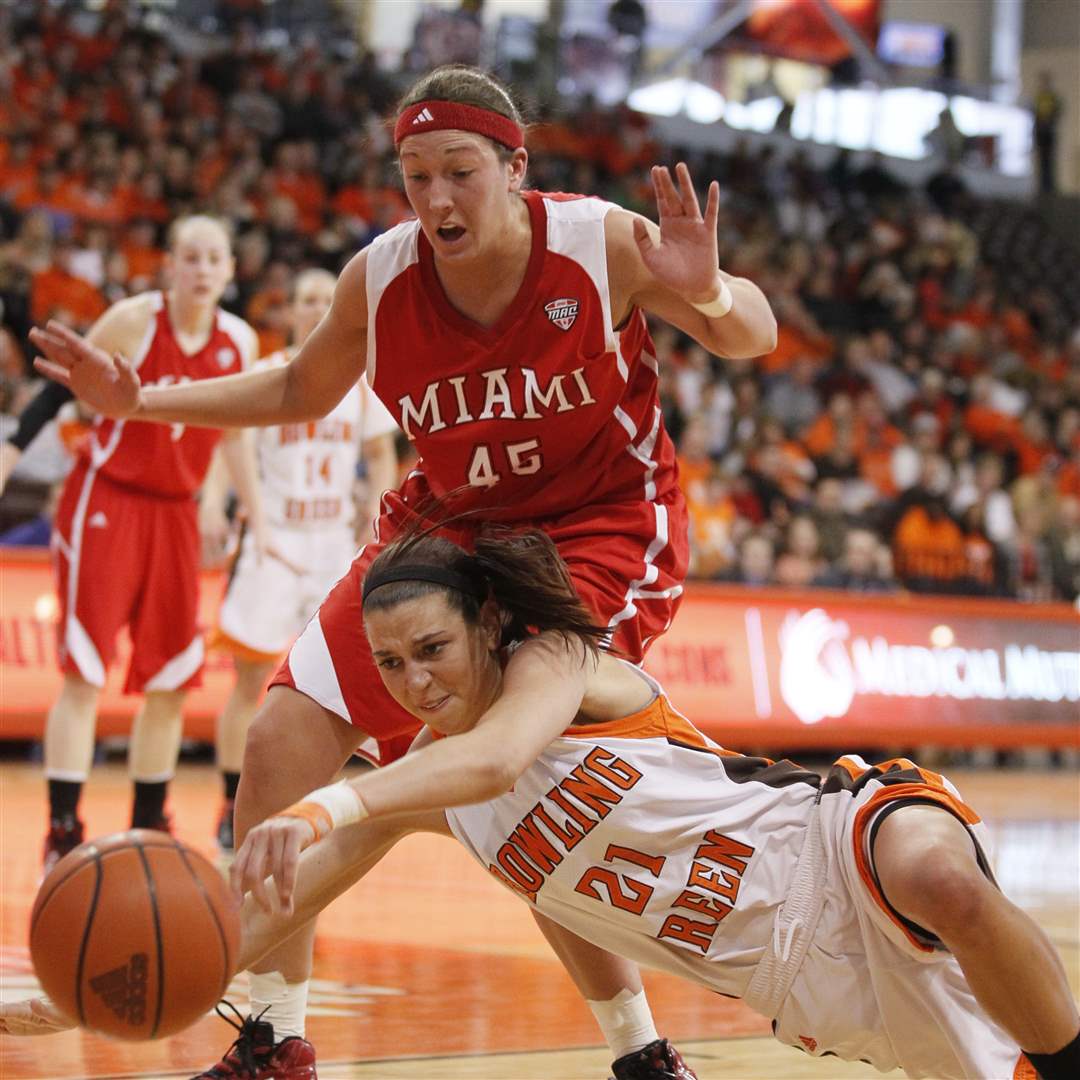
256;352;397;531
446;677;1023;1079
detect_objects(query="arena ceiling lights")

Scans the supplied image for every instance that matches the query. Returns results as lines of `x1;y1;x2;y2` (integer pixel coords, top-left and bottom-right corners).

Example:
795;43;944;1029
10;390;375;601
628;78;1033;176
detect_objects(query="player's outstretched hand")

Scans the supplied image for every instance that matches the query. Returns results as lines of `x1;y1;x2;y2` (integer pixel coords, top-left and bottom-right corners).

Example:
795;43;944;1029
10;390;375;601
0;996;76;1036
231;815;316;918
633;162;722;303
29;321;141;418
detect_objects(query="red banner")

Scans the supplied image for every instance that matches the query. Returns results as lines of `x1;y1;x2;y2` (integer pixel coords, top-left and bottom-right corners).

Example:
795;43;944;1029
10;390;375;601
643;585;1079;749
2;551;1077;748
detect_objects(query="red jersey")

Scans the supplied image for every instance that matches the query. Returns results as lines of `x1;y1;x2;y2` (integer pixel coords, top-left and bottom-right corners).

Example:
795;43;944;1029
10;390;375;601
83;292;254;497
366;192;678;522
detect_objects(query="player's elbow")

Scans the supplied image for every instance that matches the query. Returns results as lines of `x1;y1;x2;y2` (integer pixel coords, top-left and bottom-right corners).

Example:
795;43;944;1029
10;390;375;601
469;750;524;801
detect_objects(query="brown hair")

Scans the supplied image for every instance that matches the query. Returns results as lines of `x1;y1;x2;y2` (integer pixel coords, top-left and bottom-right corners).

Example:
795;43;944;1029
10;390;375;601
397;65;525;162
363;524;607;658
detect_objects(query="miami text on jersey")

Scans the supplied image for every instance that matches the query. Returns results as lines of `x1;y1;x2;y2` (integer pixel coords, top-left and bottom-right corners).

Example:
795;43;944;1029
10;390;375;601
396;365;598;439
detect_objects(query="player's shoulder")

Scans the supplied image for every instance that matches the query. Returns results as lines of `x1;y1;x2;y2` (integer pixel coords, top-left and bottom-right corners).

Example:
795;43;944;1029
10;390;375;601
106;290;161;331
216;305;258;360
89;291;161;350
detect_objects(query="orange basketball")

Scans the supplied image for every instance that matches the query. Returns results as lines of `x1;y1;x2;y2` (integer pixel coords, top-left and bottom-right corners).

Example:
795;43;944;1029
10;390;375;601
29;829;240;1040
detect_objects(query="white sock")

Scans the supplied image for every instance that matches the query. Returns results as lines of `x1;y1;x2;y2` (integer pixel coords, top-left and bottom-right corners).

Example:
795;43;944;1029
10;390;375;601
586;987;658;1060
248;971;309;1040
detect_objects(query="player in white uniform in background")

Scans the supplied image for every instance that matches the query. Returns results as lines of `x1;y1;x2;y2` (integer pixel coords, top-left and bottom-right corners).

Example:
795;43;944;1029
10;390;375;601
203;268;398;855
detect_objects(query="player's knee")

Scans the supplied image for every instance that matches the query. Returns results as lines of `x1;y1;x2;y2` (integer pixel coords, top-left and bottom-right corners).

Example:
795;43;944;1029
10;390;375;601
239;705;288;785
882;842;990;940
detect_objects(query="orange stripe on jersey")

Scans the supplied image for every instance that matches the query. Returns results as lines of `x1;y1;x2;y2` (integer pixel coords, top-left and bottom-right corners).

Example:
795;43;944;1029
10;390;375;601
208;627;281;665
1013;1053;1038;1080
875;757;949;791
851;781;983;953
562;696;747;761
834;756;864;780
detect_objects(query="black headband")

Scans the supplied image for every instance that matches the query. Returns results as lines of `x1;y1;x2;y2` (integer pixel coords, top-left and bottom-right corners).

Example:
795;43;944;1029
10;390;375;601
361;563;486;604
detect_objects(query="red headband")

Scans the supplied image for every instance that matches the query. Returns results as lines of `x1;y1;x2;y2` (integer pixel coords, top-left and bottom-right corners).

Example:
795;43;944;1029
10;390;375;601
394;100;524;150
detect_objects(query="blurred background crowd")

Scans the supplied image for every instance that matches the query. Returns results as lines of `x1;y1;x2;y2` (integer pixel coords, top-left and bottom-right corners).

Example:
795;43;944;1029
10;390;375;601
2;0;1078;603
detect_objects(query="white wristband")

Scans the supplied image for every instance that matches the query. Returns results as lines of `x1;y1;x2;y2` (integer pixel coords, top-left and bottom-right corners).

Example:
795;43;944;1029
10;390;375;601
690;278;734;319
303;779;368;831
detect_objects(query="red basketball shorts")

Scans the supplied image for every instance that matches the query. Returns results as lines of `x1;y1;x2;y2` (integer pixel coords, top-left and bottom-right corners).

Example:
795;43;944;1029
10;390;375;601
53;461;203;694
272;481;689;766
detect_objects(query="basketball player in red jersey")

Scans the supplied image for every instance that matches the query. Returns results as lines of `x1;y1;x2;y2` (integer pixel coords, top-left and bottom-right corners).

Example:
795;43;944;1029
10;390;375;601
30;67;775;1080
37;215;264;875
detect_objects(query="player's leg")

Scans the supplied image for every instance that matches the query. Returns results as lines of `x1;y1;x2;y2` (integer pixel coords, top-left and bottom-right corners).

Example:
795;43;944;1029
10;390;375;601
214;526;305;854
874;804;1079;1077
128;689;185;830
214;656;275;852
126;497;204;832
42;674;101;869
193;686;364;1080
46;464;134;869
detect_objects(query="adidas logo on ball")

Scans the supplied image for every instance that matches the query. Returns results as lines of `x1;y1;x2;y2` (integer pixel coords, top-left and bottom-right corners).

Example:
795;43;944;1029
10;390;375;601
90;952;148;1026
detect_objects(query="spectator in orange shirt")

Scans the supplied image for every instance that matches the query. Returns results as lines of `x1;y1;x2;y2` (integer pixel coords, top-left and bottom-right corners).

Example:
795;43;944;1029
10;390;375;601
963;373;1022;452
269;140;326;235
750;416;816;504
120;220;165;286
687;469;738;579
893;498;967;590
1012;408;1055;475
675;415;714;505
802;390;854;458
29;236;107;329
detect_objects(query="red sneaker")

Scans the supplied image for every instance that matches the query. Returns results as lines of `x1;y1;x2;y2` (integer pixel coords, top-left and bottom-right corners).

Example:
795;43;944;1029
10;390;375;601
192;1004;316;1079
611;1038;699;1080
42;815;84;876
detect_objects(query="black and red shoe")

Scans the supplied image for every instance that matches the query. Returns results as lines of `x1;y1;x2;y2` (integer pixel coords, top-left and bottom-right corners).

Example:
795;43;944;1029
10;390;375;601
611;1038;699;1080
192;1004;316;1079
42;815;84;876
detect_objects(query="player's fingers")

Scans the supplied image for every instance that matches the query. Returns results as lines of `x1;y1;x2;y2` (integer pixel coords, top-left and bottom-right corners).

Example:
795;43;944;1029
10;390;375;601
650;165;676;217
654;165;684;216
28;328;75;367
704;180;720;230
279;834;301;918
31;359;74;388
675;162;702;218
44;320;93;351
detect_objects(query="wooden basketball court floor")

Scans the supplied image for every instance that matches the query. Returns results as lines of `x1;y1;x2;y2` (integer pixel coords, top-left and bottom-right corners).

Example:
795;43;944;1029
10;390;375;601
1;760;1076;1080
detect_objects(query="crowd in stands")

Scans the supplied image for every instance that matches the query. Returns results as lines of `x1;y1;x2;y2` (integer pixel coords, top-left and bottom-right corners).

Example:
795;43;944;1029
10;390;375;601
2;2;1079;604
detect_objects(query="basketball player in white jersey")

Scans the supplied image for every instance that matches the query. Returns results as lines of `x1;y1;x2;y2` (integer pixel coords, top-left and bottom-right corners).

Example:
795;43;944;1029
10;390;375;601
214;522;1077;1080
205;268;399;855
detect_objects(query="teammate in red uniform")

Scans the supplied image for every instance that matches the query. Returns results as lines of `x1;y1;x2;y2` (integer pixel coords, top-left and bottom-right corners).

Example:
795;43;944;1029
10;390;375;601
30;67;775;1080
34;215;264;872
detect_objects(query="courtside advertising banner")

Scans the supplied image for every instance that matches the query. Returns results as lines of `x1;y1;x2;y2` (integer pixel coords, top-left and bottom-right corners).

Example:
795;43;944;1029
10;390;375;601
2;552;1077;747
644;585;1079;748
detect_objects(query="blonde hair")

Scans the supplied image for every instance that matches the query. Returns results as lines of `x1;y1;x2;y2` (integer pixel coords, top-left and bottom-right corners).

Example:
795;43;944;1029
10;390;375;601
167;214;234;252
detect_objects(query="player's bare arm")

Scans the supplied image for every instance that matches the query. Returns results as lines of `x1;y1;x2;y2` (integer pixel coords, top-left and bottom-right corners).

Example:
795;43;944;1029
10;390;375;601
606;162;777;360
232;636;593;911
28;253;371;429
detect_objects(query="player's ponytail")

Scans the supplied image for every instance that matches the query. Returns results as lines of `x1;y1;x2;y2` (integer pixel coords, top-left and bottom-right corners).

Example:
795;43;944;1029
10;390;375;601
362;511;606;657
